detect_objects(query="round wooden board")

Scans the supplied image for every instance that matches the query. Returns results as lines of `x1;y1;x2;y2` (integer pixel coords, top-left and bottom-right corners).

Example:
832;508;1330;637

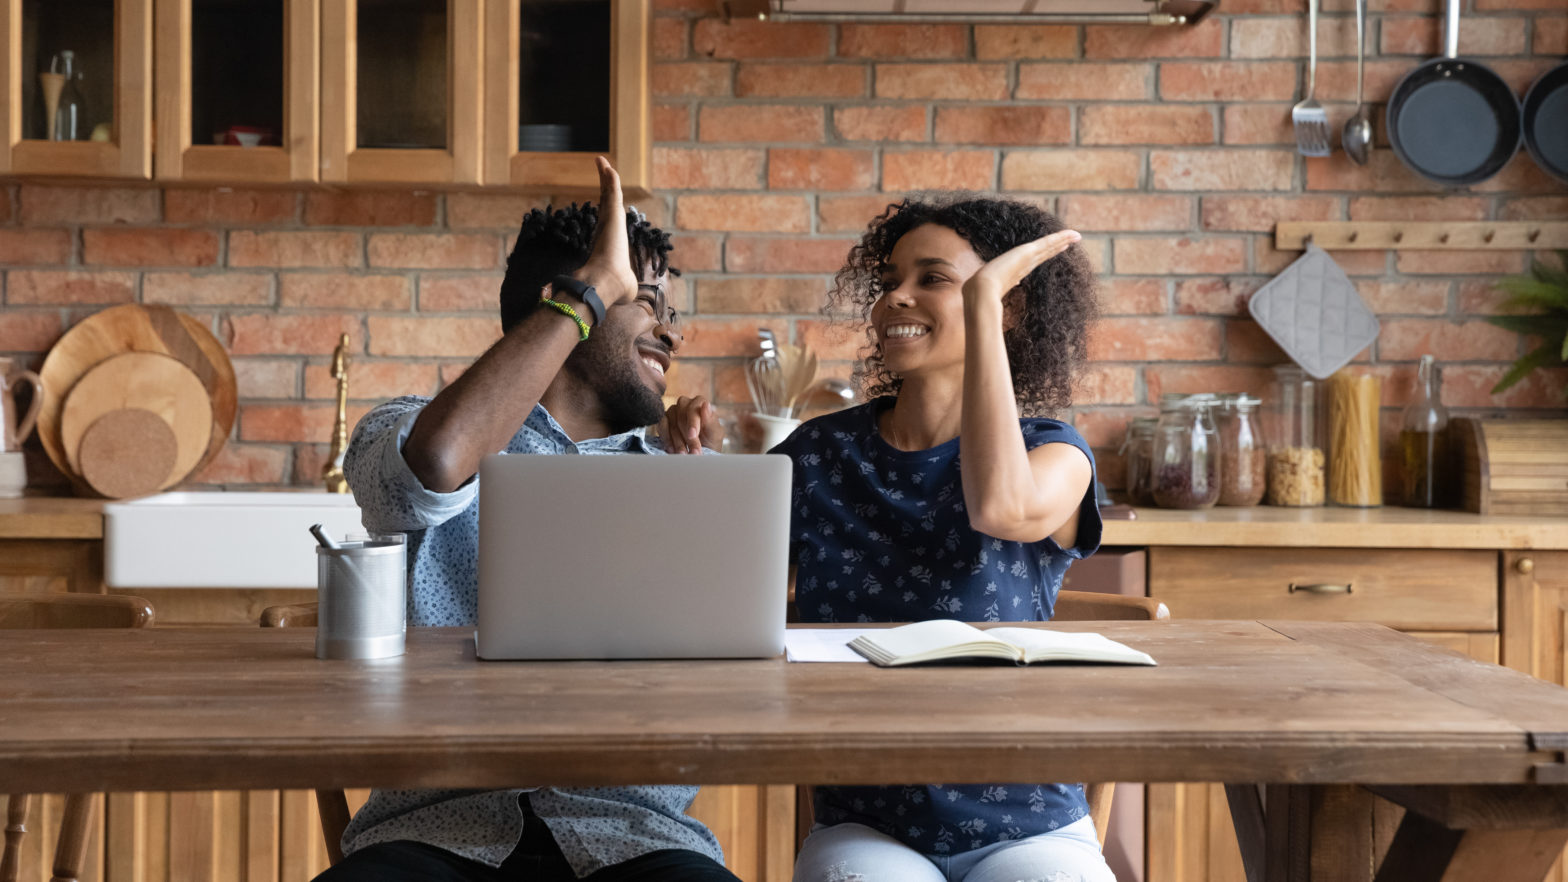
78;408;179;500
38;304;236;490
60;352;213;488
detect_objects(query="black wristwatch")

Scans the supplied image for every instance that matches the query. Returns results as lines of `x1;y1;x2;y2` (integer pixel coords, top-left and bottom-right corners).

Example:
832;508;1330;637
549;274;606;327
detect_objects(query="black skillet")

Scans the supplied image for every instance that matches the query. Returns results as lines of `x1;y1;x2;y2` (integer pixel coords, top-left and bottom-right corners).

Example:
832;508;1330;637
1523;60;1568;186
1386;0;1522;188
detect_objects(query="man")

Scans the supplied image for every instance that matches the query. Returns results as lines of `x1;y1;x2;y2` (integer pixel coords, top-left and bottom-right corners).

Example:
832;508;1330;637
322;159;730;882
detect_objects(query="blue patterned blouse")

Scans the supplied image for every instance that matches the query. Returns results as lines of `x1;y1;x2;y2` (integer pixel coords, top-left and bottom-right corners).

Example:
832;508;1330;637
770;397;1103;855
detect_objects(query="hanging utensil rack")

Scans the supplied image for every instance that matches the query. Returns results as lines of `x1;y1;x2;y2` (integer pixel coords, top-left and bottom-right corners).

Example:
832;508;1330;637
1275;221;1568;251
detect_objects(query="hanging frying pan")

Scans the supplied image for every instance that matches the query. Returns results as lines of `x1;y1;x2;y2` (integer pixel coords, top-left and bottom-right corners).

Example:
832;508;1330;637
1386;0;1521;188
1522;60;1568;186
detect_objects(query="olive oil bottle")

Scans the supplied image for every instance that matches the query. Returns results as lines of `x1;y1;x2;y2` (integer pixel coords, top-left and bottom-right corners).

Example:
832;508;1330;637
1398;355;1451;508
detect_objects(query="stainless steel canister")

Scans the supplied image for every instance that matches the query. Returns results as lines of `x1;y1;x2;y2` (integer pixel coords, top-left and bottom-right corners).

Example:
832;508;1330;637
315;535;407;659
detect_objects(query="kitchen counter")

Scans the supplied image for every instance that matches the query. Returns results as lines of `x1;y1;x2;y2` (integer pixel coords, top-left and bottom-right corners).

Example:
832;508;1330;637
0;496;104;539
1102;505;1568;550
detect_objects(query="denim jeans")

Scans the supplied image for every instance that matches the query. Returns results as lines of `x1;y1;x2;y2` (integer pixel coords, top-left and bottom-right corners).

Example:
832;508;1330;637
793;817;1115;882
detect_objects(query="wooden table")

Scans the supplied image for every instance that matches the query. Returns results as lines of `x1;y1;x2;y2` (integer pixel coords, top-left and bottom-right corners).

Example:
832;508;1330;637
4;621;1568;882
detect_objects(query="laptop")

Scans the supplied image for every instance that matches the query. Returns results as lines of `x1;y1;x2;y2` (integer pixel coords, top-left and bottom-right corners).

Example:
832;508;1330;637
476;453;792;660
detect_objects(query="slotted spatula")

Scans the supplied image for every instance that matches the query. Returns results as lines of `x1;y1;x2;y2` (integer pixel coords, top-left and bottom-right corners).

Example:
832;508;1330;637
1292;0;1332;157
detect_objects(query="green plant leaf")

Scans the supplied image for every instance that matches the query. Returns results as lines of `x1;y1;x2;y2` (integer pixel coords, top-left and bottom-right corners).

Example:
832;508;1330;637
1497;277;1568;312
1486;314;1568;338
1491;341;1562;395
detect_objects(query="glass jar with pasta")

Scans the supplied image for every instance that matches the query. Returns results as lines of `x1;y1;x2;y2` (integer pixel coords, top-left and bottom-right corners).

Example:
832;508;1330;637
1265;365;1324;507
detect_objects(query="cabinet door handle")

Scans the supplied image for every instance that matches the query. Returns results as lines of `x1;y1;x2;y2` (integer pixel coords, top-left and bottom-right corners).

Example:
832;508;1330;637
1288;582;1353;594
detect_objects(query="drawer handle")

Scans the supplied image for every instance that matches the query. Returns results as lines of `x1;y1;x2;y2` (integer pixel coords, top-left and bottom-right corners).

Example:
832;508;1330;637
1288;582;1353;595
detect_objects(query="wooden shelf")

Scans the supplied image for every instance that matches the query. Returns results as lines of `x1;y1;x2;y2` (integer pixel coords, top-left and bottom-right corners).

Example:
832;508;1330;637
1275;221;1568;251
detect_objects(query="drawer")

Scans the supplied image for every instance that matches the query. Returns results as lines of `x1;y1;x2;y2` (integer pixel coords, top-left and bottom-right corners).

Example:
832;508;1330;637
1148;547;1497;631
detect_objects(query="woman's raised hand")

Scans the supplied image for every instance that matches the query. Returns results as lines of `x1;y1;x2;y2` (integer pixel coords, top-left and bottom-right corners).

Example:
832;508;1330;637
961;229;1081;304
574;156;640;308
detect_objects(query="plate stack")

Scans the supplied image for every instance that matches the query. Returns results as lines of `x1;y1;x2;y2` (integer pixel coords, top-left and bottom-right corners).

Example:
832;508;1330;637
519;124;573;152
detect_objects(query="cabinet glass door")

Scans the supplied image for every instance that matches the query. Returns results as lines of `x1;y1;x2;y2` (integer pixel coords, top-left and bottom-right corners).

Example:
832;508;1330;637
2;0;152;178
322;0;481;183
155;0;318;182
483;0;648;195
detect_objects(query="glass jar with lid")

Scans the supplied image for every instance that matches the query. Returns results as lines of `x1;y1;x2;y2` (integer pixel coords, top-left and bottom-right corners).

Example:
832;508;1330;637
1119;416;1158;506
1152;394;1220;510
1265;365;1324;506
1216;394;1266;506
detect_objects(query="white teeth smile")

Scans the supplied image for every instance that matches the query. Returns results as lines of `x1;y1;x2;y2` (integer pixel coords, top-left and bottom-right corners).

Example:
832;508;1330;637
641;356;666;376
884;324;929;339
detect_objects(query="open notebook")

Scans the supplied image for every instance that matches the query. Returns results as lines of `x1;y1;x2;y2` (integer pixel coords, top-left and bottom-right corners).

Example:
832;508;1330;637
847;619;1157;667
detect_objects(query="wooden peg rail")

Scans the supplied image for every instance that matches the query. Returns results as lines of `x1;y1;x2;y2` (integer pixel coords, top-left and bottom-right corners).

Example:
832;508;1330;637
1275;221;1568;251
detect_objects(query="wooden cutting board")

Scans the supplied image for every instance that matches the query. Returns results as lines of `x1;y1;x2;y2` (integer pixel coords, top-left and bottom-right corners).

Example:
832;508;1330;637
39;304;236;490
59;352;212;489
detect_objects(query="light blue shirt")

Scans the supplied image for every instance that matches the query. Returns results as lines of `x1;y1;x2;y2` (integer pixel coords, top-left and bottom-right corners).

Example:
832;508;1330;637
339;396;724;875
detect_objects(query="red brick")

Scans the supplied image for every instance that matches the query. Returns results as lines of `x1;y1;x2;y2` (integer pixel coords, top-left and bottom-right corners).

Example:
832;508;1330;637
305;361;440;399
653;104;692;142
229;231;363;268
232;359;299;399
164;188;298;225
304;191;438;227
1081;105;1213;146
419;274;503;312
446;193;549;230
1073;410;1148;449
0;229;71;265
698;277;827;313
833;106;928;142
1377;319;1522;361
0;311;62;350
1074;365;1138;405
1314;59;1418;104
883;150;995;192
1222;104;1295;146
1393;251;1528;277
1536;17;1567;54
1017;63;1149;100
1202;196;1342;232
83;228;219;267
1086;317;1223;361
693;19;829;59
1099;278;1167;315
1152;150;1295;191
678;316;780;358
226;314;361;356
1458;279;1524;316
188;444;289;485
795;319;870;362
279;273;411;310
1085;18;1224;59
1059;195;1193;232
735;63;865;98
699;105;824;143
767;148;875;191
660;360;714;404
1359;280;1450;316
1145;365;1276;403
1346;197;1488;222
1002;151;1142;191
676;195;811;233
653;16;687;59
668;235;723;272
1499;197;1568;221
1441;365;1568;410
651;63;732;98
974;25;1077;60
1380;16;1528;56
934;106;1071;146
6;270;136;305
839;24;967;59
874;64;1009;101
1174;277;1265;316
1115;237;1247;275
653;0;711;12
818;195;902;234
0;188;12;223
654;146;765;189
368;316;500;357
1303;150;1434;193
144;272;272;306
1470;155;1565;194
1160;62;1298;101
725;236;855;273
18;186;159;225
239;403;374;443
1224;319;1289;363
367;234;498;270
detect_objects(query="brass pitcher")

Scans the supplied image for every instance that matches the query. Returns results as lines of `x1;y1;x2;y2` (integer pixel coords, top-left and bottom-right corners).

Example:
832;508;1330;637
0;357;43;453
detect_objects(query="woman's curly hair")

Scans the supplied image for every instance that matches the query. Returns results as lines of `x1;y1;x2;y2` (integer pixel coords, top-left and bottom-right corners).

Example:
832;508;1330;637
827;196;1097;416
499;203;678;333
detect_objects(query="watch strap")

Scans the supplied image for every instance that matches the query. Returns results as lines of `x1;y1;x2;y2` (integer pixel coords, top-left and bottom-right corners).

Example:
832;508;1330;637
550;274;606;327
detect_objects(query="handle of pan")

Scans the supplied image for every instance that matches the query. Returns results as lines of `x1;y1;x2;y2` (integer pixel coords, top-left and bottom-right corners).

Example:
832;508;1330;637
1444;0;1459;60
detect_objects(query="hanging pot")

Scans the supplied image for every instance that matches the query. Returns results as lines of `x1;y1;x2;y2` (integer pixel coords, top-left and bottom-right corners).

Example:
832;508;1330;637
1522;59;1568;186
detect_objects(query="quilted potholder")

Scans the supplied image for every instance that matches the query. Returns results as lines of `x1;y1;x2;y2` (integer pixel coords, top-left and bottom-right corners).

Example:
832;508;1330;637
1247;243;1380;380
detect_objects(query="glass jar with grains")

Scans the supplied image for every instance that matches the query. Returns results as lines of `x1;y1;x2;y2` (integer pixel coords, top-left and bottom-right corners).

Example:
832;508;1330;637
1216;394;1266;506
1120;416;1158;506
1152;394;1221;510
1265;365;1325;506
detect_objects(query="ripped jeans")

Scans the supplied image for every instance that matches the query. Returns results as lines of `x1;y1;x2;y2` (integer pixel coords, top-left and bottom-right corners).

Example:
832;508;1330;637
792;817;1116;882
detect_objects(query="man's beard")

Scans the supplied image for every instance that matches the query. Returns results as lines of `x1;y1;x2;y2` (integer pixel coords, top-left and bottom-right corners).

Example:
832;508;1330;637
572;340;665;434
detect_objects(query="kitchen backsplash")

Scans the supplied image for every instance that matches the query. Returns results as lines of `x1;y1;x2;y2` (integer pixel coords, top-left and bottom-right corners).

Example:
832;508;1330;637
0;0;1564;492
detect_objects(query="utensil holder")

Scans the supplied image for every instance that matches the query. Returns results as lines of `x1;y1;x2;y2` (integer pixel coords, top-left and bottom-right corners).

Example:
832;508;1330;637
316;536;407;659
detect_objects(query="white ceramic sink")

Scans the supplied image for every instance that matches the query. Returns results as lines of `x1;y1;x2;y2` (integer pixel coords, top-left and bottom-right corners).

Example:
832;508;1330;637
104;492;366;588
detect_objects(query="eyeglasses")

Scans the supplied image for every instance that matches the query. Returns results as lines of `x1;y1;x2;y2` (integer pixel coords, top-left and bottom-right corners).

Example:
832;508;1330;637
637;283;682;331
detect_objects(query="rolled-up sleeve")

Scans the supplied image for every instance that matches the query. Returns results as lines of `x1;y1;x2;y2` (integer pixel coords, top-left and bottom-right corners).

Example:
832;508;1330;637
344;396;479;534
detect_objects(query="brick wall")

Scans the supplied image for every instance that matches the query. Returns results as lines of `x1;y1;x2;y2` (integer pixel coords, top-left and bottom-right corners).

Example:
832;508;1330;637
1;0;1565;493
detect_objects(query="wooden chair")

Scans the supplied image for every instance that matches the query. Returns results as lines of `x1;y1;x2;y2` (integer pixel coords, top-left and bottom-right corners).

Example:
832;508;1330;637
793;589;1170;854
0;594;155;882
257;602;354;866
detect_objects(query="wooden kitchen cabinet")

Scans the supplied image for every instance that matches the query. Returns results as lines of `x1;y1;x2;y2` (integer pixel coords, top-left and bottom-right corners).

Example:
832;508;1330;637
1504;549;1568;882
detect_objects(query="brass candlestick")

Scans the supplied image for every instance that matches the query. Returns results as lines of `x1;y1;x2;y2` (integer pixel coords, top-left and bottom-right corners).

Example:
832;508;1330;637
323;333;350;493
